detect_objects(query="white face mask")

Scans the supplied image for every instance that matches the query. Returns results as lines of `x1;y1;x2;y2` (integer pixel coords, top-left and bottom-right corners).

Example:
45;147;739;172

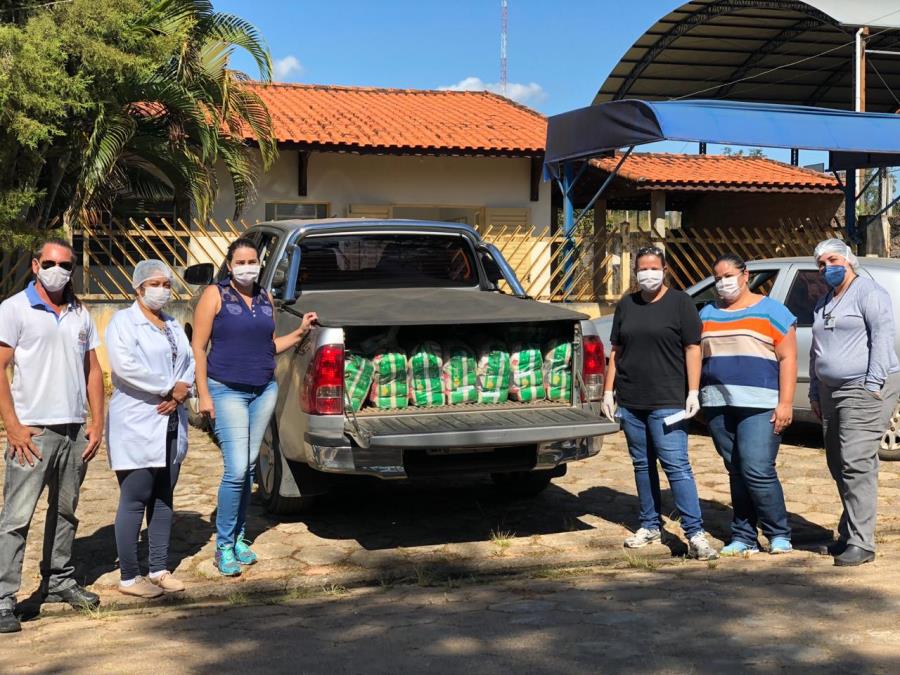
715;277;742;301
636;269;664;293
141;286;171;311
232;264;260;286
37;265;72;293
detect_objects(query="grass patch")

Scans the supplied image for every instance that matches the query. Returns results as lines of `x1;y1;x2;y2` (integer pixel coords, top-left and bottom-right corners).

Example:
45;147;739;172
529;566;592;581
80;602;120;621
490;528;516;557
413;565;439;587
621;553;659;571
227;591;251;606
321;583;348;597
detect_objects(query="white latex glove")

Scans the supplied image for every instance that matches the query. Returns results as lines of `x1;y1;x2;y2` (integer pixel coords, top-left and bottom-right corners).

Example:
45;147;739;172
601;391;617;420
684;390;700;419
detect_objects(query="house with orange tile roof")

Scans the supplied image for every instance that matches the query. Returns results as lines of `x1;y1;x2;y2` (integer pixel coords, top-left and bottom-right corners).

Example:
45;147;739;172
210;83;550;232
576;152;843;233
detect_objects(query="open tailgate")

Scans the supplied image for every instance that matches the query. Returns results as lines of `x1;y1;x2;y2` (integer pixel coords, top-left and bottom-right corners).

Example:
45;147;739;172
346;407;617;449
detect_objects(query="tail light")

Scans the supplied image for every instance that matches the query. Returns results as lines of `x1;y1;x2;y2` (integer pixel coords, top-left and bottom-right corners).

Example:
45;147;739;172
301;344;344;415
582;335;605;402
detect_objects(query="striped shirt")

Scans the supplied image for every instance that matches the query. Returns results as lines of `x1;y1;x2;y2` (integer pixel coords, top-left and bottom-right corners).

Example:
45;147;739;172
699;296;796;409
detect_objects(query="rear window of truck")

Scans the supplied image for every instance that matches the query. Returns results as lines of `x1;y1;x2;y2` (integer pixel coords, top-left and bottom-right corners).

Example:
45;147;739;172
297;234;479;289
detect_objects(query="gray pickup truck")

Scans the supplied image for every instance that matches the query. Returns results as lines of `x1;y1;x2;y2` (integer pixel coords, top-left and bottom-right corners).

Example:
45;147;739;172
185;219;617;514
593;257;900;460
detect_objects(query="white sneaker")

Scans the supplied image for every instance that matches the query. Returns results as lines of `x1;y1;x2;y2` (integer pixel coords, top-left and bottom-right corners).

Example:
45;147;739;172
688;532;719;561
624;528;661;549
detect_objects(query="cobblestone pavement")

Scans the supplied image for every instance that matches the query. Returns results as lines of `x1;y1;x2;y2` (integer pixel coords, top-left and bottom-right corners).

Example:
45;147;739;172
2;424;900;672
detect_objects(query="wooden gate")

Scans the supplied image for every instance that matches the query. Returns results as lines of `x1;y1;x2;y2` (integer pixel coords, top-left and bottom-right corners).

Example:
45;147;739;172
664;218;845;290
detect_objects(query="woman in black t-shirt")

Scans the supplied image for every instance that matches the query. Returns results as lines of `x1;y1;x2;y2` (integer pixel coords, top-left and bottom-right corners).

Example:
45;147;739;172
602;246;717;560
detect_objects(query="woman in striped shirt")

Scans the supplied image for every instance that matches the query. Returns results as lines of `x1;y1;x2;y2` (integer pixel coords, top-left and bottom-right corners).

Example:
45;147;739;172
700;253;797;556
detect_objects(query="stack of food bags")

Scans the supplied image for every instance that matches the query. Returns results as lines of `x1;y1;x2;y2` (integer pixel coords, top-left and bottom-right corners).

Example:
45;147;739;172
344;352;375;412
543;339;573;401
477;341;511;404
407;340;445;407
369;350;409;409
442;341;478;404
509;343;544;402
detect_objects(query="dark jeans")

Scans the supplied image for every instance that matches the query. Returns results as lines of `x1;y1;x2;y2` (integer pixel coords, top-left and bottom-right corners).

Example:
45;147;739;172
705;406;790;545
114;428;181;580
0;424;88;611
619;407;705;538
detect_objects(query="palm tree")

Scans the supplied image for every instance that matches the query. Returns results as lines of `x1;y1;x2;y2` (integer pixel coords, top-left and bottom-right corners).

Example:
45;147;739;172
67;0;277;225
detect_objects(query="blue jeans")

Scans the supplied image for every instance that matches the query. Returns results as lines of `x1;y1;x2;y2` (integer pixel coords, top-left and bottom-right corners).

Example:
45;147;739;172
208;378;278;549
705;406;790;545
619;407;704;538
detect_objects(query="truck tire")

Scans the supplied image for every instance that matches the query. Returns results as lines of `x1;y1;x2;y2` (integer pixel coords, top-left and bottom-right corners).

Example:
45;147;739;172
880;400;900;461
491;470;554;498
257;422;317;515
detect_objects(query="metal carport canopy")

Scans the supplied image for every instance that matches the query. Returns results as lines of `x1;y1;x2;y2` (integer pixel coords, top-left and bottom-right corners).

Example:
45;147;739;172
543;98;900;242
544;98;900;176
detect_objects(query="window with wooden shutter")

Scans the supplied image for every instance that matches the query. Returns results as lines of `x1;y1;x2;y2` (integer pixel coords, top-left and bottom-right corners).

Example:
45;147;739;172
348;204;392;219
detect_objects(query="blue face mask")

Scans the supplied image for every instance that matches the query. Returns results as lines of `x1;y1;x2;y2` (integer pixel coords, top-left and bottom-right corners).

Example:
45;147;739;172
823;265;846;289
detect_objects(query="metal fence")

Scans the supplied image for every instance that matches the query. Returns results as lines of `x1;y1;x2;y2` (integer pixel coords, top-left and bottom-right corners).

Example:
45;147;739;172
0;215;845;303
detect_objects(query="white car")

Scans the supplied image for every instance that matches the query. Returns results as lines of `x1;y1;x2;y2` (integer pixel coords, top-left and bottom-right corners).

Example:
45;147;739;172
593;257;900;460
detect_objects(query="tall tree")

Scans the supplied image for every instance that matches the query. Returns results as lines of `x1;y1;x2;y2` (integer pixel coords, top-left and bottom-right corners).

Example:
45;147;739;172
0;0;276;246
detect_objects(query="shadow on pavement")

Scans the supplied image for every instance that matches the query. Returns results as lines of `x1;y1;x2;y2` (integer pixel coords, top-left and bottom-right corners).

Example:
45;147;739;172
17;562;900;673
69;510;212;587
259;478;595;550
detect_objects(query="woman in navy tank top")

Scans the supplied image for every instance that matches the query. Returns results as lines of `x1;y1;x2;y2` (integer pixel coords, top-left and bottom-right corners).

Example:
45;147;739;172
191;238;317;576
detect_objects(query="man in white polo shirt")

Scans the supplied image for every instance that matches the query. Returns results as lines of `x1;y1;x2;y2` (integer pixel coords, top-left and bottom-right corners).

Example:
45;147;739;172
0;238;105;633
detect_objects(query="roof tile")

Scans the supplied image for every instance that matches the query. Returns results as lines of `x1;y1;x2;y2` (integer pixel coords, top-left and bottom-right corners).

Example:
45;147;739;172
590;153;842;193
245;83;546;154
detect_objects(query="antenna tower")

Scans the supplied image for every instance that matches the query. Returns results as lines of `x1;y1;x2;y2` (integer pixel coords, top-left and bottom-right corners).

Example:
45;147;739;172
500;0;508;96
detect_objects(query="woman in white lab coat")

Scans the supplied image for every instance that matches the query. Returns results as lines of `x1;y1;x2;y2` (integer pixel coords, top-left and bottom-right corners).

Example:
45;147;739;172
105;260;194;599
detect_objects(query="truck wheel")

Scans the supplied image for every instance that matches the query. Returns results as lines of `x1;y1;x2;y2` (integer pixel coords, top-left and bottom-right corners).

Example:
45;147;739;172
491;470;554;498
880;400;900;461
257;423;317;515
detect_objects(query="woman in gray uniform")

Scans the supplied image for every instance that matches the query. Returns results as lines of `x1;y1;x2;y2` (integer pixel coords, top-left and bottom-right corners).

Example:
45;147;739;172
809;239;900;566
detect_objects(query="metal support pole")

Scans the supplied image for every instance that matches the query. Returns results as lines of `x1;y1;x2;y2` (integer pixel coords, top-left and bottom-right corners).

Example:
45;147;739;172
562;161;575;299
846;169;858;243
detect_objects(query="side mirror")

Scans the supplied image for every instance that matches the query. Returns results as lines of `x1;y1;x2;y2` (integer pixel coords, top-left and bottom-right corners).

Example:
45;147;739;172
281;244;303;303
184;263;214;285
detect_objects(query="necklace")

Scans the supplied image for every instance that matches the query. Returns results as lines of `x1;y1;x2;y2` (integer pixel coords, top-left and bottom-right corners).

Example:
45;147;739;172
823;275;857;321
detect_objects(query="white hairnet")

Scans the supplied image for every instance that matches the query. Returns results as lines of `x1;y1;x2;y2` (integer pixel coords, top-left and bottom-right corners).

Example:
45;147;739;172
132;259;172;289
813;238;859;269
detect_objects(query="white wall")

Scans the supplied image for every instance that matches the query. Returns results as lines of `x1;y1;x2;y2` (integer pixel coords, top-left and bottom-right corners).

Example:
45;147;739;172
213;150;551;230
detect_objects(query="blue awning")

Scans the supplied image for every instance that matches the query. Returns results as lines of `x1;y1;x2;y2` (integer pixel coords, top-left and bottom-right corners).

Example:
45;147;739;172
544;99;900;177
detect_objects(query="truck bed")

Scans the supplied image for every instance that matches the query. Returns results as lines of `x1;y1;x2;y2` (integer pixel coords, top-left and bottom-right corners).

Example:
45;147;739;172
287;287;588;326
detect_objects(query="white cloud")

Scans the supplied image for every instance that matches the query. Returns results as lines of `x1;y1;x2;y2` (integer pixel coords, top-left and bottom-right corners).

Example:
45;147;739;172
273;55;303;81
439;76;547;106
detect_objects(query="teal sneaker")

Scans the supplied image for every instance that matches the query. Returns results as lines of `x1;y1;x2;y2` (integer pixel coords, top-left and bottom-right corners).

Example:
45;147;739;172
234;533;258;566
769;537;793;555
215;545;242;577
719;541;760;557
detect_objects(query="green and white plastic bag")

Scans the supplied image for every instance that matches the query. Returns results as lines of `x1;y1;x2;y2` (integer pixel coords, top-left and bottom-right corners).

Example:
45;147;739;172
509;343;544;402
369;350;408;409
476;341;511;404
408;341;445;407
544;368;573;402
442;341;478;405
543;339;573;402
344;353;375;412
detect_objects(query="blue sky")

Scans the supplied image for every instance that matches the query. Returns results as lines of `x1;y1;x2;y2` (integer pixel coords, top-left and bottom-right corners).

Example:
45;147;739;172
213;0;817;162
215;0;673;115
